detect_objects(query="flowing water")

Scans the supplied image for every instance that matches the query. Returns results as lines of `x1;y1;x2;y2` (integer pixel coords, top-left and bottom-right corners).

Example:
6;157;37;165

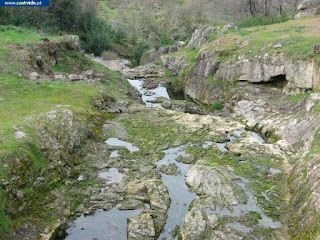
128;79;170;107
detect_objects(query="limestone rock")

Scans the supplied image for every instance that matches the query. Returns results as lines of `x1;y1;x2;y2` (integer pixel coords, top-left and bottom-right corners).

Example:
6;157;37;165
140;41;184;65
33;110;89;162
122;65;165;79
187;26;215;47
186;165;238;205
147;180;170;210
67;35;80;44
28;72;40;80
81;70;94;79
14;131;27;139
223;22;235;30
96;59;131;73
295;0;320;18
102;122;128;140
273;43;282;49
161;55;190;75
68;74;82;81
181;205;207;240
159;163;180;175
53;74;66;81
127;212;156;240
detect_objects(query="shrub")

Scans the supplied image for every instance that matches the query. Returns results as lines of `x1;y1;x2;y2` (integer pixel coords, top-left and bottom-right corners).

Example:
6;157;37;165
82;17;114;56
211;101;223;110
114;28;127;44
159;35;175;46
131;41;149;66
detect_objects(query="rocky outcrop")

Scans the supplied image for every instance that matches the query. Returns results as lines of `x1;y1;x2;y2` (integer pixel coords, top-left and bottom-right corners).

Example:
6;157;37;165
92;58;131;72
24;36;80;75
187;26;215;47
34;110;89;162
92;57;166;79
168;47;320;106
159;99;205;115
233;93;320;151
231;54;320;91
140;41;185;65
161;55;190;75
232;91;320;238
295;0;320;18
184;50;225;104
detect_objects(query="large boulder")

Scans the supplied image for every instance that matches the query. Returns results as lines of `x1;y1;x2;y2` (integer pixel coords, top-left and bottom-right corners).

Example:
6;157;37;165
295;0;320;18
186;165;238;206
122;64;165;79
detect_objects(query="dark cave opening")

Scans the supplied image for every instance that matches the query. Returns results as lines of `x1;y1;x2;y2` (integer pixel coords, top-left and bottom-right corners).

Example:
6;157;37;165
254;74;287;89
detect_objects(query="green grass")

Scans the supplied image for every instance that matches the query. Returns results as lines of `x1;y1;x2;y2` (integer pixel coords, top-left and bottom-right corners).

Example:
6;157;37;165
236;14;290;28
0;70;127;156
99;0;118;19
284;92;310;104
0;25;60;44
0;189;10;233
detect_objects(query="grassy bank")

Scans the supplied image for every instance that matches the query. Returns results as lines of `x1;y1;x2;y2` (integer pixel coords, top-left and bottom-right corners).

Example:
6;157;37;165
0;26;130;235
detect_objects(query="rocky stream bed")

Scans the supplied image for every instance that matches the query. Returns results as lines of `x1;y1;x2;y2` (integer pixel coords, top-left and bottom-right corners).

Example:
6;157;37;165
49;57;291;240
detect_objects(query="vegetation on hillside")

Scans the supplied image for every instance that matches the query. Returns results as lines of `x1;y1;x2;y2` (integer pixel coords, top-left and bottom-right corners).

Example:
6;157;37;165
98;0;298;48
0;0;301;63
0;0;127;56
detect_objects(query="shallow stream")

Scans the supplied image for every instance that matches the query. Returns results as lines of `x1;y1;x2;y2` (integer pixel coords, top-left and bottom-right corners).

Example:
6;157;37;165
63;77;282;239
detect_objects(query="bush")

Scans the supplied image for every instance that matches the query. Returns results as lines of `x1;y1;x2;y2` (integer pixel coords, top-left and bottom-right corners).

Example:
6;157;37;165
114;28;127;44
159;35;175;46
236;14;290;28
211;101;223;110
82;17;114;56
131;41;149;66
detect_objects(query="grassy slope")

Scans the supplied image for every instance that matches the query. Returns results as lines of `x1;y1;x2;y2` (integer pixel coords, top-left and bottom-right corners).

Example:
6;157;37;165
204;16;320;61
166;16;320;68
0;25;129;234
